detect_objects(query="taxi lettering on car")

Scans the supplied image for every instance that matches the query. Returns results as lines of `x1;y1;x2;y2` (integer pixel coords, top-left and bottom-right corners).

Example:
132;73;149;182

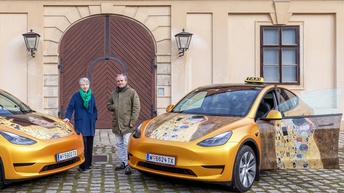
128;77;342;192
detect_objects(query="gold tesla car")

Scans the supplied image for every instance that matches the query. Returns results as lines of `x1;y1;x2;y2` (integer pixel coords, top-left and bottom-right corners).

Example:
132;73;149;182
0;89;84;188
128;77;342;192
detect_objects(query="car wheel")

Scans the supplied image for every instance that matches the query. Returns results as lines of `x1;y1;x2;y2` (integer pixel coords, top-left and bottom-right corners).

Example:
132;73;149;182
229;145;257;192
0;158;5;189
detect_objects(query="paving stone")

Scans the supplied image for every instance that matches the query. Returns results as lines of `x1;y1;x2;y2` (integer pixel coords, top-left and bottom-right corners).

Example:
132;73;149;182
1;129;344;193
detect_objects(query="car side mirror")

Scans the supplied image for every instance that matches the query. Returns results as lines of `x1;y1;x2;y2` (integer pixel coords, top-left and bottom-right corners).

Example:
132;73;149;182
265;110;283;120
166;104;174;112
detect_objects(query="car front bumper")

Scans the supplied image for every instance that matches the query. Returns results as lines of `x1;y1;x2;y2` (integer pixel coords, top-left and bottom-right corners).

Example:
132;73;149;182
0;134;85;181
128;135;240;182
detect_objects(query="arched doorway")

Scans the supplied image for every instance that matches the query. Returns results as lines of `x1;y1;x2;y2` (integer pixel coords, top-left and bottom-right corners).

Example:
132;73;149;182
58;14;156;129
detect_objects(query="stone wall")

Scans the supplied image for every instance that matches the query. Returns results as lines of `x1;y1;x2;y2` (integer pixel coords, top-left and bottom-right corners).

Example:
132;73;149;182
42;3;172;116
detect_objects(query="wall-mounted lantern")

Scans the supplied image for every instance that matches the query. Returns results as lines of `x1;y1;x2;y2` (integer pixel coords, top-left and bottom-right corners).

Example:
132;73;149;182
174;29;193;57
22;29;40;57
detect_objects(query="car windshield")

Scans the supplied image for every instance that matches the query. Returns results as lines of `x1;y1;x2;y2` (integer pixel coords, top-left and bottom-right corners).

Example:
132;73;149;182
172;87;260;117
0;90;33;115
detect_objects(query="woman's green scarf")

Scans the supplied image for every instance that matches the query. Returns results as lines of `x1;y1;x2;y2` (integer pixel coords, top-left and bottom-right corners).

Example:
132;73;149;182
79;88;92;109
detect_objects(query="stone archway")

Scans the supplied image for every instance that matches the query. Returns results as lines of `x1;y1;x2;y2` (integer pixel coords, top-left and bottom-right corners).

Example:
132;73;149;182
42;4;171;122
58;14;156;128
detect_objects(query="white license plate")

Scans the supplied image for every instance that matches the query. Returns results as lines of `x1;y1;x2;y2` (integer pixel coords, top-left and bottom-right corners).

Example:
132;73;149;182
56;150;77;162
146;153;176;166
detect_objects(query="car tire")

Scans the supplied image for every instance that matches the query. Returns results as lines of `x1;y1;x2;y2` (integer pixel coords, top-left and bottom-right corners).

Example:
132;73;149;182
229;145;257;192
0;158;5;189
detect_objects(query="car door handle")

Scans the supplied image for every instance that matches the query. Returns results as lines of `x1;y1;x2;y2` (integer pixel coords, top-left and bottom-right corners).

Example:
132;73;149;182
318;123;334;127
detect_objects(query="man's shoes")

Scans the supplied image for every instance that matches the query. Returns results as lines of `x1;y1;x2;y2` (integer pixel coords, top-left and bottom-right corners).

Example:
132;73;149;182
115;162;125;171
124;165;132;175
115;162;131;174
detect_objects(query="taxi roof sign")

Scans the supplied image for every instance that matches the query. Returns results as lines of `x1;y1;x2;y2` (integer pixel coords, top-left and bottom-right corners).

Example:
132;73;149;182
244;77;264;84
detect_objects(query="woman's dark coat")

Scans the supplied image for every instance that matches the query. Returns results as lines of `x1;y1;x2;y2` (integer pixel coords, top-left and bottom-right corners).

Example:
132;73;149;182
64;92;98;137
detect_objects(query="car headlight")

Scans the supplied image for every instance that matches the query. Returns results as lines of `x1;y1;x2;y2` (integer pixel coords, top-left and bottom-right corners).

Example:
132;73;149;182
0;130;37;145
132;123;142;139
197;131;232;147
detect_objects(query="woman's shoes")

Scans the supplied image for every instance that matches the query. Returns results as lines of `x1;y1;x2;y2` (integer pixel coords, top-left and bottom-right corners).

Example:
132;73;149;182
78;167;92;173
78;168;86;173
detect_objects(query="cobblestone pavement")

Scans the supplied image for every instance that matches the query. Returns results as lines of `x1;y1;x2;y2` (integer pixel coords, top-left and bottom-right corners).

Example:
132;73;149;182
1;129;344;193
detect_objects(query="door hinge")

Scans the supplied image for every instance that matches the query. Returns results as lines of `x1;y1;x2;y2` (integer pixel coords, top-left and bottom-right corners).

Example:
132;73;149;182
151;59;157;70
58;59;64;72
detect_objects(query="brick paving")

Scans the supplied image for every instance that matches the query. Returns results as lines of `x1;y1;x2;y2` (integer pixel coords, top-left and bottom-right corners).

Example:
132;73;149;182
1;129;344;193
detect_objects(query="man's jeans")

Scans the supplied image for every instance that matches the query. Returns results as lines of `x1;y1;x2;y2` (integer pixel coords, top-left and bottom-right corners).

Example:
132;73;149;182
115;132;131;165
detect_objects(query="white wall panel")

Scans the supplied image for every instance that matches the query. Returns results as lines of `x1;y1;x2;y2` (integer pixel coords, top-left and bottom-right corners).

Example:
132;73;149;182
0;14;28;102
187;13;212;90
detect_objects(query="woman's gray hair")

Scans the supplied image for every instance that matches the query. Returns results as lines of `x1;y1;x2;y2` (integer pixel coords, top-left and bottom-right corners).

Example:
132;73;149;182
79;77;90;84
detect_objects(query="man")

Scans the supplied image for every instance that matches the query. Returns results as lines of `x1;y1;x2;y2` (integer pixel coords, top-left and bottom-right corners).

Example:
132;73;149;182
107;73;140;175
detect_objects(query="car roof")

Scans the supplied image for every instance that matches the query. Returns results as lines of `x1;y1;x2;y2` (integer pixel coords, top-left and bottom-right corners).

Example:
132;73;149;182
193;83;274;92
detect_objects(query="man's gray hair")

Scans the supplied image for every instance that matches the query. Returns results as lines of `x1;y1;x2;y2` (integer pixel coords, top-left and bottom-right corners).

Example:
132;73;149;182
116;73;127;81
79;77;90;84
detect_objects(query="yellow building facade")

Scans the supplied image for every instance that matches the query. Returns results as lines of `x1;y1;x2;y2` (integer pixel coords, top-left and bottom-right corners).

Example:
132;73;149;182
0;0;343;127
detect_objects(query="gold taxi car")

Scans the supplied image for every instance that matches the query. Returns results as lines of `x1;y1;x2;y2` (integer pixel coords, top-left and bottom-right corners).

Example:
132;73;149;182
0;89;84;188
128;77;342;192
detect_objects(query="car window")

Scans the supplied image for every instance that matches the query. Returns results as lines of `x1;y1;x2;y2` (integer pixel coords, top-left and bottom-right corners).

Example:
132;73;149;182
298;88;341;115
255;90;276;120
0;91;32;115
173;88;259;117
277;89;314;117
276;88;300;115
174;91;207;112
277;88;342;117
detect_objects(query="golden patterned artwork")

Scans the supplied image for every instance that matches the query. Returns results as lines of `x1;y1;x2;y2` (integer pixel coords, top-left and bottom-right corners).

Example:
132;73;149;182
0;113;73;140
275;118;323;169
149;115;207;142
146;113;241;142
259;114;341;170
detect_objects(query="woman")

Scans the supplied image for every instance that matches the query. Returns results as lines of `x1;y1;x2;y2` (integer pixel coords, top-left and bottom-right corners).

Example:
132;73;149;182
64;77;98;172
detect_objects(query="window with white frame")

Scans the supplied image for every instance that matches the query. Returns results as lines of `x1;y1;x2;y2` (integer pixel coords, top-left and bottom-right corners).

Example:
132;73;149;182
260;26;300;84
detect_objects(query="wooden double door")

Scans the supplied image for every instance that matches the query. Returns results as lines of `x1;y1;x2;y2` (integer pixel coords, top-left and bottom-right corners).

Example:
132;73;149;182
59;15;156;129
